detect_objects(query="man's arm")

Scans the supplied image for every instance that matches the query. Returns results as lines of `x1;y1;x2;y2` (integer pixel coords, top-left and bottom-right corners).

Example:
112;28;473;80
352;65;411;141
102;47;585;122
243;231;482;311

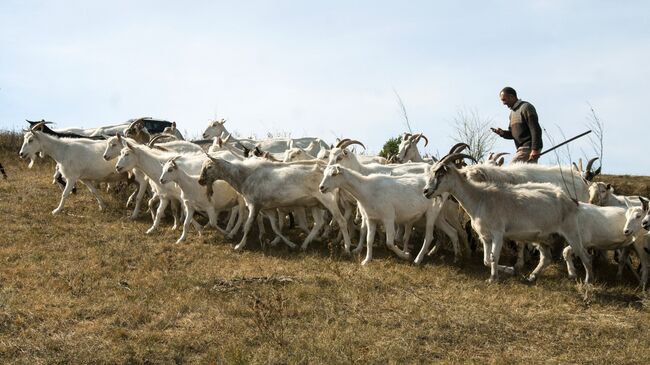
491;127;513;139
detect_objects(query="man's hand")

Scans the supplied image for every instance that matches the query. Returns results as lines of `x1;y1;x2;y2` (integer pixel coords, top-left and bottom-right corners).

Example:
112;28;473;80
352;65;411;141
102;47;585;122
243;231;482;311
528;149;540;161
490;127;505;137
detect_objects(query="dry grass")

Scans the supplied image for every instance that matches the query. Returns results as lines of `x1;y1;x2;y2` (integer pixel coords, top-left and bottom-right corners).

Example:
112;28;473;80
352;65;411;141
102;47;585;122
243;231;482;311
1;131;649;364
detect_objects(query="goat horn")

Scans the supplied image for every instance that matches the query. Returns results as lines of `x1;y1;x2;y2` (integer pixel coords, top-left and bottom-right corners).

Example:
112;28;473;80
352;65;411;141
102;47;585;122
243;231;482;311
147;134;170;147
26;119;52;125
585;157;599;172
416;133;429;147
339;139;366;150
572;162;579;172
31;121;46;131
493;152;510;159
448;142;470;154
438;153;477;166
335;138;351;148
403;133;412;141
128;117;148;129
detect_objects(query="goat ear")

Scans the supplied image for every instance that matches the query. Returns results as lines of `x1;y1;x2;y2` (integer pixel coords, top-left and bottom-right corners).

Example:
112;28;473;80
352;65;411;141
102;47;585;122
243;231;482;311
606;183;613;191
124;140;134;150
640;197;649;211
593;167;601;176
220;119;226;125
497;157;504;166
333;166;341;175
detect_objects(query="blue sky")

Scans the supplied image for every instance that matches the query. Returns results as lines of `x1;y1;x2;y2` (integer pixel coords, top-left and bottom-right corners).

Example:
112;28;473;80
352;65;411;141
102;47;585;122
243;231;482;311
1;1;648;174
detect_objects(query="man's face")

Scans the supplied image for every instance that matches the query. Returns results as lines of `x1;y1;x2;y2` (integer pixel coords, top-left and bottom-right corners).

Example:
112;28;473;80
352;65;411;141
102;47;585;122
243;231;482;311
500;92;517;108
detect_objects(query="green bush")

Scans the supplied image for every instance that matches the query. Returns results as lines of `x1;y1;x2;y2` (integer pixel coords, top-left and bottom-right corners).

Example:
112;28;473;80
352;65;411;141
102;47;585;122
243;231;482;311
379;135;401;159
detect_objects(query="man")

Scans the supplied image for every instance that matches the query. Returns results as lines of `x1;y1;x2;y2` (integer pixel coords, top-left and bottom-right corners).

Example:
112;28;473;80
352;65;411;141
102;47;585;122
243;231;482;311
492;87;542;163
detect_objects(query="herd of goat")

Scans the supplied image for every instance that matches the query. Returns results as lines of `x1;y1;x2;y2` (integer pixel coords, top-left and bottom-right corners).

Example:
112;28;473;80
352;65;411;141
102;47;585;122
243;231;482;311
9;117;650;289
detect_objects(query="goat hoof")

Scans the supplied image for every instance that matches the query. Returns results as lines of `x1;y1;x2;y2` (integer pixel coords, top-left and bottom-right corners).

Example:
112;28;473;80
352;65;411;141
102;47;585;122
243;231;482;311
403;252;412;260
487;276;498;284
567;273;577;280
234;243;245;251
51;208;62;215
361;259;371;266
526;275;537;282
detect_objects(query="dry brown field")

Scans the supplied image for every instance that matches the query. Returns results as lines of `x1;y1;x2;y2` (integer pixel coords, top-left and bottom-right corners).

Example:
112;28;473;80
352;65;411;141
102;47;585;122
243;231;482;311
1;131;649;364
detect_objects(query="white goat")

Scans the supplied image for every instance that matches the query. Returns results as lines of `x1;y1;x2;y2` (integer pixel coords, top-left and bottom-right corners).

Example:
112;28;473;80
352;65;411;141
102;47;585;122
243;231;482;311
319;165;462;265
423;153;593;283
19;123;142;215
283;141;318;162
201;118;329;154
393;133;432;163
159;157;245;243
463;162;590;203
616;198;650;289
327;139;427;176
198;156;353;251
561;203;649;289
161;122;184;140
588;182;643;208
113;140;209;234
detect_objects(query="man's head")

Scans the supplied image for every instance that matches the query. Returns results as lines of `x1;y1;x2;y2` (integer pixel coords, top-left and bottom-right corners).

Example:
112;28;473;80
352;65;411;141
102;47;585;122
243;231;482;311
499;86;518;108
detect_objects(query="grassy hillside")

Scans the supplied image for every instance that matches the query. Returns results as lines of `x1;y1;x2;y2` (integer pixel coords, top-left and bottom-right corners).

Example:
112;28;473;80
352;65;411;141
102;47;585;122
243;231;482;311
0;131;649;364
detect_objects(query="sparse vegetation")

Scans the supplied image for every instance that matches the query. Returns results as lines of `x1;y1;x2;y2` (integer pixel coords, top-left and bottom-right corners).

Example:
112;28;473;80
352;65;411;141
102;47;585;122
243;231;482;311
451;107;497;162
1;131;649;363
